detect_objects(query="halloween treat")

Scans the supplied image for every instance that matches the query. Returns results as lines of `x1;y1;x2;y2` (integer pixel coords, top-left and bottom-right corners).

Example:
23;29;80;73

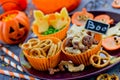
32;8;70;40
102;36;120;50
0;10;30;44
58;61;85;72
32;0;81;14
71;8;94;26
48;68;60;75
110;74;119;80
94;14;114;24
96;74;111;80
104;22;120;38
29;48;46;58
110;57;120;64
97;74;119;80
22;37;62;71
90;50;110;68
62;25;102;65
112;0;120;8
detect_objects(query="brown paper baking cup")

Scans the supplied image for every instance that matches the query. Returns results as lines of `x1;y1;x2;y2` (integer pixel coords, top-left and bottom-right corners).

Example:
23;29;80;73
32;18;70;40
61;33;102;66
23;37;61;71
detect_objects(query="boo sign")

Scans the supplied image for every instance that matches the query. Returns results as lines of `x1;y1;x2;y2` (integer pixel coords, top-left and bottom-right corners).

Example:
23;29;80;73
85;19;109;34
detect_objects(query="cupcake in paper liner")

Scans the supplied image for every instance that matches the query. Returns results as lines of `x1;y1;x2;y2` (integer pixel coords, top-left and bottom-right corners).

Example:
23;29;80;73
62;26;102;66
22;37;62;71
32;8;70;40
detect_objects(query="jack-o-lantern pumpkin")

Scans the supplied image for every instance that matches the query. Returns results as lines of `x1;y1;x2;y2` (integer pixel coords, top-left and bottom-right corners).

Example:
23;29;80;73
0;0;27;14
0;10;30;44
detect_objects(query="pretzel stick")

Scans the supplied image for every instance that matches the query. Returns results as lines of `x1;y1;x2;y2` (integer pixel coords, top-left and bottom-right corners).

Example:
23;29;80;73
0;69;39;80
1;46;19;62
0;56;23;72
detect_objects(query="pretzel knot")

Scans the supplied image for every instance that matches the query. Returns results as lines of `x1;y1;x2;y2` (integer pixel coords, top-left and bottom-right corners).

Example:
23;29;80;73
21;38;40;50
96;74;111;80
28;38;41;48
96;74;119;80
39;39;53;51
110;74;119;80
90;50;110;68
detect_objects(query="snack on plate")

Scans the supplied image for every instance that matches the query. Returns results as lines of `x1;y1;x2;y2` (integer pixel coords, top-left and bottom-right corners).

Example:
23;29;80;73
71;8;94;26
110;56;120;64
22;37;62;71
110;74;119;80
102;36;120;51
48;68;60;75
61;25;102;65
112;0;120;8
90;50;110;68
32;7;70;40
96;74;119;80
94;14;114;24
58;60;85;72
96;74;111;80
103;22;120;38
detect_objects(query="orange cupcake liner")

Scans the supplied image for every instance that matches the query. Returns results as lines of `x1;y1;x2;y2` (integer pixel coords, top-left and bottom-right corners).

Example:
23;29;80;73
61;33;102;66
23;37;62;71
32;18;70;40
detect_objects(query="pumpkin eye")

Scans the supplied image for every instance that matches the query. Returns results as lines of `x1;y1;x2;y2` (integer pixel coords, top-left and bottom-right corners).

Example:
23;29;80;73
9;27;14;33
19;23;24;28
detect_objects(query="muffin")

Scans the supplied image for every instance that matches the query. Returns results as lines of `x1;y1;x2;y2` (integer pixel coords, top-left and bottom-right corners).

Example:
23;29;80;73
22;37;62;71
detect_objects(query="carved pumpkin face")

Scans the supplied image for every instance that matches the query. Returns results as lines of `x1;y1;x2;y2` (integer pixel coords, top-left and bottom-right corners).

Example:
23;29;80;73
0;10;30;44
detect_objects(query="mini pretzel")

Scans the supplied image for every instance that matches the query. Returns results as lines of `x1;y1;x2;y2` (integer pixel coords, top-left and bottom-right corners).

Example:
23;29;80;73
39;39;53;51
39;43;50;52
90;50;110;68
48;68;60;75
27;38;40;43
110;74;119;80
58;61;85;72
47;43;55;57
39;48;47;57
40;39;52;45
27;38;40;48
21;43;32;50
56;42;62;52
96;74;111;80
29;48;45;58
